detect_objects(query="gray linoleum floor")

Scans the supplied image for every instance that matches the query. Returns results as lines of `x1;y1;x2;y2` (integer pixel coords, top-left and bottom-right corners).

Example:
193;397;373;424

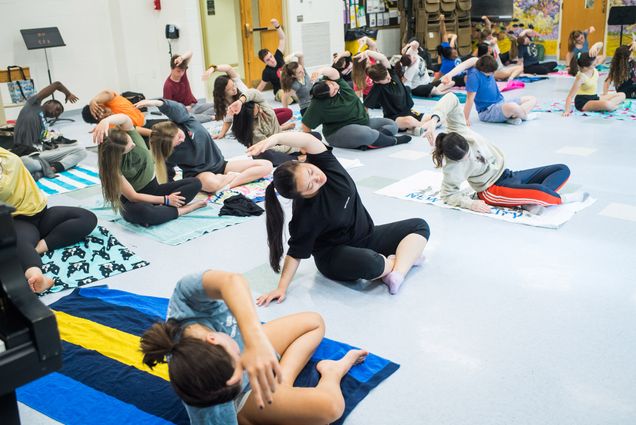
19;74;636;425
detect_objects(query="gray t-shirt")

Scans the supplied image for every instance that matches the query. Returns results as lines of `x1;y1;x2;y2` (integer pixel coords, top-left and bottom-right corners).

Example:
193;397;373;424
291;72;312;110
167;271;248;425
14;95;47;147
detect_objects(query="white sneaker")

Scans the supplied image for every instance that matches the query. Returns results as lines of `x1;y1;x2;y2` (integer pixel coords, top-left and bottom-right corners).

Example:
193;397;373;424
506;117;523;125
406;126;425;137
524;112;539;121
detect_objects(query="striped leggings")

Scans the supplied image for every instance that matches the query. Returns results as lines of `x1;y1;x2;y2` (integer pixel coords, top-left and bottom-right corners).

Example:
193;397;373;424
478;164;570;207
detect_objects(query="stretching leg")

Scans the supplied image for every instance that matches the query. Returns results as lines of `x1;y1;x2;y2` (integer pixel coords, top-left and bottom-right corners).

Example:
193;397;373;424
430;81;455;96
583;92;626;112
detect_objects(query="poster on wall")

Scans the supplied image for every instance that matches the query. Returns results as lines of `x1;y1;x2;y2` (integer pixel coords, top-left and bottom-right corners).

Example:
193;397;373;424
513;0;560;56
206;0;215;15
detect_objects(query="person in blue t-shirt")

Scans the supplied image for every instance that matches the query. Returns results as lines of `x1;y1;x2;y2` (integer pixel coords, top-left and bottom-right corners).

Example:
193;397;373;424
464;55;537;125
140;270;369;425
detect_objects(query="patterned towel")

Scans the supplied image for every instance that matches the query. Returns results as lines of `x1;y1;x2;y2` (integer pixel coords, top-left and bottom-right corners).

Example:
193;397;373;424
37;166;100;196
533;100;636;121
207;176;273;205
17;287;400;425
41;226;149;294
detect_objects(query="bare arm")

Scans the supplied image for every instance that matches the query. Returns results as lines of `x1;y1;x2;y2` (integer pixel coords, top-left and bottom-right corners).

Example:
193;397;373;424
120;176;167;205
319;66;341;81
402;40;420;55
35;81;77;103
256;80;267;91
360;36;378;52
301;123;312;133
443;57;478;83
464;92;476;126
271;18;286;53
440;14;447;39
363;50;390;68
213;121;232;139
602;78;610;96
92;113;134;144
563;76;584;116
482;16;492;31
200;270;282;409
247;132;327;156
174;51;193;67
332;50;352;64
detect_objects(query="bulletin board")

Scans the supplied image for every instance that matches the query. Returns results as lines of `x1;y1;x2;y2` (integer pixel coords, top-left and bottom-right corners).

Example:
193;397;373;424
343;0;400;29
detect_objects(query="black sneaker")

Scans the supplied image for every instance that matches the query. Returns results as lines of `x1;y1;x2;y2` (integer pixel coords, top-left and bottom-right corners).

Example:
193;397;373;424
53;135;78;145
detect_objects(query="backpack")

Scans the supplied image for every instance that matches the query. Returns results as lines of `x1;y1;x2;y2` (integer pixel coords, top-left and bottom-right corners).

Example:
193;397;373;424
121;91;147;112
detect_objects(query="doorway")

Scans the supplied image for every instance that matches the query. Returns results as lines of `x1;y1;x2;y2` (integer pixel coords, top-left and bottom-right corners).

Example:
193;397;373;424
559;0;608;60
238;0;285;87
199;0;244;76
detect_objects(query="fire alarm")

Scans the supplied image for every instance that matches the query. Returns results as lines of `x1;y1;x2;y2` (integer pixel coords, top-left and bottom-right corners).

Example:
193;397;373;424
154;0;161;10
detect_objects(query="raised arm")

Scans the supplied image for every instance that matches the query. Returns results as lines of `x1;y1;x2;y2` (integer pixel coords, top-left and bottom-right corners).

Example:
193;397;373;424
359;36;378;52
35;81;78;104
317;66;341;81
271;18;286;53
88;89;117;119
332;50;352;64
361;50;390;68
174;51;193;67
402;40;420;55
442;57;478;83
92;113;134;144
482;16;492;31
200;270;282;409
247;132;327;157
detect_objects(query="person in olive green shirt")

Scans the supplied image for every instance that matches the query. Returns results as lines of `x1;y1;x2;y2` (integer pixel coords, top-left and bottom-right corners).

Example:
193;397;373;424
301;67;411;150
93;113;206;226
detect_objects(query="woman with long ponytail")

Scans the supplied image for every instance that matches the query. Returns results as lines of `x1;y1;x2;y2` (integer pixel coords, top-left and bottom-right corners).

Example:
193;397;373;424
140;269;370;424
93;113;205;226
248;132;430;305
419;93;587;214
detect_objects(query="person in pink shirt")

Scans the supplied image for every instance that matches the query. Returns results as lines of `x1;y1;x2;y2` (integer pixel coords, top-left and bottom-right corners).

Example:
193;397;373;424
163;51;215;123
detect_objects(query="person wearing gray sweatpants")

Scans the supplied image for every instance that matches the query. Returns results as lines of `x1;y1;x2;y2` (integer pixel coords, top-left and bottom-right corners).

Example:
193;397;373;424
301;67;411;150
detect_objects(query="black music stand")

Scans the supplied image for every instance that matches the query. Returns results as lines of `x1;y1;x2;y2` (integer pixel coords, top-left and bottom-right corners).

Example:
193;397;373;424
20;27;74;124
608;6;636;46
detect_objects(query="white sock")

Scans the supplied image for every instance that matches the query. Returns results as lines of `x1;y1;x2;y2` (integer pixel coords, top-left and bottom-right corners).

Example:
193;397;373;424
506;117;523;125
521;204;544;215
524;112;539;121
561;191;589;204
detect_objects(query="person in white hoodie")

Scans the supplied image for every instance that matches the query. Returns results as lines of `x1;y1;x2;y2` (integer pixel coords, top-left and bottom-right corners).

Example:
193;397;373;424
419;93;586;214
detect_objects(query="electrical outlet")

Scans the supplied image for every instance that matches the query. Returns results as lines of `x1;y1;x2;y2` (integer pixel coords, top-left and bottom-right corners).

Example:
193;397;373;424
297;15;304;22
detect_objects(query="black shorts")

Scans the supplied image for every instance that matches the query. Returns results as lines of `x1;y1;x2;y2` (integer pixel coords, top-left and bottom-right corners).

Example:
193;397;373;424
574;94;599;111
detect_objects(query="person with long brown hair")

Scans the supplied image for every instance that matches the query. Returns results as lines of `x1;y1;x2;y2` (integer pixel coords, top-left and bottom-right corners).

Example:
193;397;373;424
566;27;605;73
93;113;205;226
280;53;313;115
351;36;378;97
134;99;273;193
210;64;292;140
247;132;430;305
1;147;96;293
417;93;586;214
604;43;636;99
140;269;369;424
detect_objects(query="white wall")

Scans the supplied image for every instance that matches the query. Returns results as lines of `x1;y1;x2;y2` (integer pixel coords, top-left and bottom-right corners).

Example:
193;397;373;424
285;0;345;69
0;0;205;118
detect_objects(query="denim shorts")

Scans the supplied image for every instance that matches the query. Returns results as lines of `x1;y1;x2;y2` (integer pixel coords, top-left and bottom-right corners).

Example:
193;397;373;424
478;98;521;123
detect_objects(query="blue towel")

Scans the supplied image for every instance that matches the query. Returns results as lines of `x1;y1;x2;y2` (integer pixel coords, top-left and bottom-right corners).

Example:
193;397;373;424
40;225;149;295
515;76;549;83
18;287;399;425
91;202;252;245
37;166;100;196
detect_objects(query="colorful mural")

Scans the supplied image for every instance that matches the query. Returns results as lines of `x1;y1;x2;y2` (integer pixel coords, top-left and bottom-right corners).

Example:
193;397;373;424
513;0;561;55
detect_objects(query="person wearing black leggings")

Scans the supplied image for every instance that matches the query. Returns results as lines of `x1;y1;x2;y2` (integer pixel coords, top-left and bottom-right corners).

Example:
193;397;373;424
517;32;558;75
1;147;97;293
247;133;430;306
92;114;206;227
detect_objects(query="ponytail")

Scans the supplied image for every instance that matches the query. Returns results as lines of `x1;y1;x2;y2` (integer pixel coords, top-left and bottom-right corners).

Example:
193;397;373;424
265;161;302;272
140;319;241;408
569;52;594;76
231;101;256;148
431;132;469;168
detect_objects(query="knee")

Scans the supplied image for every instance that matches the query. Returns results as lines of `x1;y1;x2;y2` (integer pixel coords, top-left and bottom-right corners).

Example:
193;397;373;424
304;312;325;336
410;218;431;240
78;209;98;232
258;159;274;174
557;164;571;177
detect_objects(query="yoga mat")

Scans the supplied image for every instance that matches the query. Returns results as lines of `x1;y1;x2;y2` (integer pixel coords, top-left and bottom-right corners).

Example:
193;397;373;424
416;91;467;103
376;170;596;229
91;202;252;246
533;100;636;121
17;287;399;425
36;166;100;196
40;225;149;295
208;176;272;205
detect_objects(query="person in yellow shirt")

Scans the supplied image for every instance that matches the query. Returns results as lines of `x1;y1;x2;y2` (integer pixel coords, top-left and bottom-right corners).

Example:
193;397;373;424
0;148;97;293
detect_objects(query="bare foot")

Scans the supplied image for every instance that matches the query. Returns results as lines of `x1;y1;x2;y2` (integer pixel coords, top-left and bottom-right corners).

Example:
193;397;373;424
316;349;369;379
178;200;207;216
35;239;49;255
25;267;54;293
218;172;240;192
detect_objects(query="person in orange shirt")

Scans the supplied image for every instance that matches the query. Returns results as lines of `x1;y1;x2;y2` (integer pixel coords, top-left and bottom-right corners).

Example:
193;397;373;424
82;90;153;137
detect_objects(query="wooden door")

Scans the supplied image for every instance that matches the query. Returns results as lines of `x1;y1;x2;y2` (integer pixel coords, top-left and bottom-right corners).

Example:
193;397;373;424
239;0;284;87
559;0;608;60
